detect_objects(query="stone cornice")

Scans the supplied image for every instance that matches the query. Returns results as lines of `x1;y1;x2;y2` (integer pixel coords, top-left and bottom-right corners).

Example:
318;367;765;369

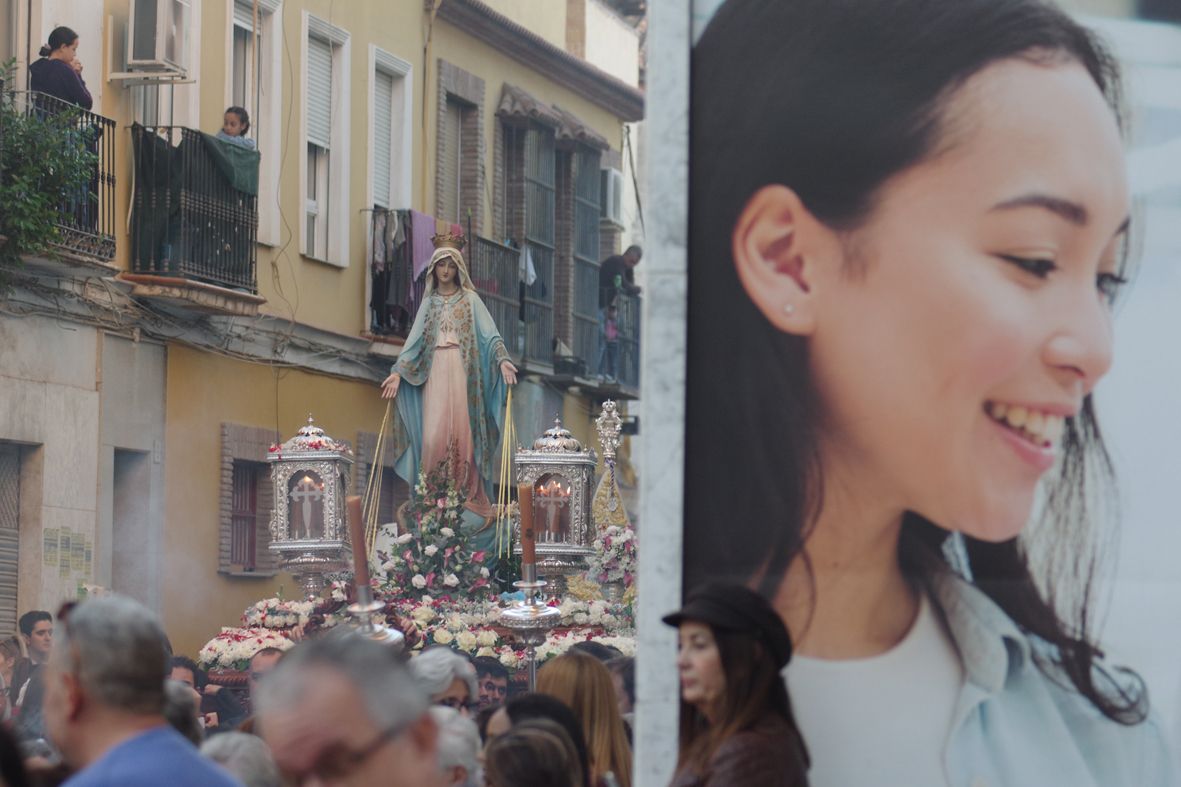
437;0;645;122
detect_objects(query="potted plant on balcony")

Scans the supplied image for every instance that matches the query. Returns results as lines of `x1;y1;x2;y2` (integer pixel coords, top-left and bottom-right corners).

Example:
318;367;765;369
0;60;98;287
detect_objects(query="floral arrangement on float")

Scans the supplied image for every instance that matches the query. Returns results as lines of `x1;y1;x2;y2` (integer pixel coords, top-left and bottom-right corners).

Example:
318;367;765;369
375;465;495;598
198;627;296;672
201;469;638;675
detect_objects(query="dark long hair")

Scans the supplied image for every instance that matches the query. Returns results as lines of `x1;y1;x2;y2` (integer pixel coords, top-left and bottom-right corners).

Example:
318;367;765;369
686;0;1145;724
677;626;809;778
39;27;78;58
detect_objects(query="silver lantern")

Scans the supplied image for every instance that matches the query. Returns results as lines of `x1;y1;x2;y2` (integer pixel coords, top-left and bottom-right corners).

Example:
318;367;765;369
268;415;354;598
514;418;596;594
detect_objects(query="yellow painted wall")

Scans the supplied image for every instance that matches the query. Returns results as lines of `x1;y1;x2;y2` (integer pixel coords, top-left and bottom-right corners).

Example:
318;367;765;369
480;0;568;50
162;344;391;655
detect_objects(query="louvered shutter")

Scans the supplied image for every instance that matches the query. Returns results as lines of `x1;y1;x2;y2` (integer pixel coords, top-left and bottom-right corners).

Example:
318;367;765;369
374;70;394;208
307;36;333;149
0;447;19;637
233;1;256;30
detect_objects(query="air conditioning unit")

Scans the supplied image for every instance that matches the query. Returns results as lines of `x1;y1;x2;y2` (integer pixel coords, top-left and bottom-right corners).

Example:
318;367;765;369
600;167;625;228
127;0;191;74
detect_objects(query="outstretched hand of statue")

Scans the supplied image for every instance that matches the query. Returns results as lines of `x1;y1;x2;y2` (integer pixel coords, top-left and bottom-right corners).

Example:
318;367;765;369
501;360;518;386
380;371;401;399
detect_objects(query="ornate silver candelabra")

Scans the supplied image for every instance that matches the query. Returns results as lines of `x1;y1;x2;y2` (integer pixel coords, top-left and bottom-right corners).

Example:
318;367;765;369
498;563;562;691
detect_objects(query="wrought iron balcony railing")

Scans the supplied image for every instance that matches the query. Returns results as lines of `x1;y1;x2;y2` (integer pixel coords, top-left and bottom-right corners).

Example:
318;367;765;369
130;124;259;292
1;90;116;261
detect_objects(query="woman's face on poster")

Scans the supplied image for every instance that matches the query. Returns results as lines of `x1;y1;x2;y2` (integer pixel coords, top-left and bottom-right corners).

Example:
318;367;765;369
740;59;1130;541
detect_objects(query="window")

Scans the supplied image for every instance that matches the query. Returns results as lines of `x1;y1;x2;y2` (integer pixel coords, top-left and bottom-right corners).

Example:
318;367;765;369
523;124;557;363
229;0;282;244
231;24;257;110
302;14;350;266
231;460;266;571
572;146;602;372
435;61;485;230
0;444;20;636
219;424;278;576
370;48;412;212
373;70;395;209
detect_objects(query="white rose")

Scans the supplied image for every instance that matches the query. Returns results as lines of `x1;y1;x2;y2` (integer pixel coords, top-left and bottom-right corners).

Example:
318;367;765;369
395;533;414;544
444;574;460;587
573;613;589;625
476;646;497;658
382;560;398;573
434;629;454;645
439;527;455;538
477;630;498;647
480;567;490;578
412;605;436;623
424;545;439;557
500;652;519;668
412;574;427;589
457;631;477;652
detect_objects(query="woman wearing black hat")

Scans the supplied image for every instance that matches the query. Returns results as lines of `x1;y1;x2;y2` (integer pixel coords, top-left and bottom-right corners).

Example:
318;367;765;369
664;583;808;787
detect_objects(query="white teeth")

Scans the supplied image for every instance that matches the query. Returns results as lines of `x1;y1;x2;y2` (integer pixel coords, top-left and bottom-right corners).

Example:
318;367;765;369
1007;406;1028;428
987;402;1066;447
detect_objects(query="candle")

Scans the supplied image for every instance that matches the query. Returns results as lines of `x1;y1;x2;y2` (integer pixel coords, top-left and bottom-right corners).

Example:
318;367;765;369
518;484;536;565
346;495;370;589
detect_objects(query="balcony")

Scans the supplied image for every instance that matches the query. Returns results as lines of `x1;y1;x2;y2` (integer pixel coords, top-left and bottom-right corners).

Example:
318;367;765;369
126;125;263;315
1;90;116;263
367;213;522;361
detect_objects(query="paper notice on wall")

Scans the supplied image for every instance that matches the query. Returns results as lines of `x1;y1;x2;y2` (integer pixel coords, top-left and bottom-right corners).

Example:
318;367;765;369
43;528;59;567
59;531;71;578
71;536;85;574
84;535;93;575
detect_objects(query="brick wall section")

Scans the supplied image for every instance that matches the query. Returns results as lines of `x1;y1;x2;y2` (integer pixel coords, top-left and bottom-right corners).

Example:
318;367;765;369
553;150;575;350
566;0;587;58
599;226;621;258
492;122;505;240
437;60;486;234
220;424;281;576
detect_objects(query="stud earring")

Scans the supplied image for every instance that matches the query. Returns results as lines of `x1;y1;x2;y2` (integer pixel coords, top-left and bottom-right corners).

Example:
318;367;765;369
783;303;795;315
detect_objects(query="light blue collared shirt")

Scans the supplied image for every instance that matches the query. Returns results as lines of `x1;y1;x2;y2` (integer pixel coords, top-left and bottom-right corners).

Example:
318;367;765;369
929;572;1174;787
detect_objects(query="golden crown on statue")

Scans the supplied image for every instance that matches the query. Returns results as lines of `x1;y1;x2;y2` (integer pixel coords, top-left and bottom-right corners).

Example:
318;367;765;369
431;232;466;251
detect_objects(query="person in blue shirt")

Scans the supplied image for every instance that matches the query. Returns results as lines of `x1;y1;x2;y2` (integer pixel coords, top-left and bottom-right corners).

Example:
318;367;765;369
684;0;1173;785
41;596;241;787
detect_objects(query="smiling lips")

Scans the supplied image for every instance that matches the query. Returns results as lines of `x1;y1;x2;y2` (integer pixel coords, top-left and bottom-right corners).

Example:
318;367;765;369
985;401;1067;449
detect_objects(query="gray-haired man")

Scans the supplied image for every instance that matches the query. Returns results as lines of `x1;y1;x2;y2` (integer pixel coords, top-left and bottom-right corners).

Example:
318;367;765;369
255;636;445;786
43;597;240;786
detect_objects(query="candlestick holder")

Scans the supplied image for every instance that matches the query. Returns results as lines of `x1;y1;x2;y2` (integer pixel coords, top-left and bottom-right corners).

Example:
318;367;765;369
498;563;562;691
347;585;405;651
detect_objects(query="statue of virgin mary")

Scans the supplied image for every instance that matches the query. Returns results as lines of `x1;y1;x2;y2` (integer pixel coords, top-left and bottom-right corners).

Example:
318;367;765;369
381;242;517;538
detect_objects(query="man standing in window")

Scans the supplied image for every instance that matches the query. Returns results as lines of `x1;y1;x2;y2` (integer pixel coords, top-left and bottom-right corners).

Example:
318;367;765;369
598;245;641;380
598;245;643;310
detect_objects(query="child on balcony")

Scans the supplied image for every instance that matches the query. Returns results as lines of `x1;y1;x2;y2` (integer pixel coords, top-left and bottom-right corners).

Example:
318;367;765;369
216;106;256;149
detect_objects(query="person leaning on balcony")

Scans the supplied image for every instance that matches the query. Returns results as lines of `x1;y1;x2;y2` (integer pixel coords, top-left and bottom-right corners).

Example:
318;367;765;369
216;107;257;150
28;27;92;110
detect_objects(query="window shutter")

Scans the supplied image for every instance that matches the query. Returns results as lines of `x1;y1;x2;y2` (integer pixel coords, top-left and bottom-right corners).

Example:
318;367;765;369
441;99;462;221
307;36;333;149
374;70;394;208
0;446;18;636
233;1;256;31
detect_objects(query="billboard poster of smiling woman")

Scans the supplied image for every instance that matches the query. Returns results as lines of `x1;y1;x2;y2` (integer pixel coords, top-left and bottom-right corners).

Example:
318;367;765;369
643;1;1181;785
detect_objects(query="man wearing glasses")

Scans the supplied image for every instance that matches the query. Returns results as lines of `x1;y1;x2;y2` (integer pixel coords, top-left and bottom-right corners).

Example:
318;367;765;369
255;636;446;786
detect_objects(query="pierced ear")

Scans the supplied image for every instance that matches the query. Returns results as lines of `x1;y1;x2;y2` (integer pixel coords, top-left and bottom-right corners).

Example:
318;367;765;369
732;185;829;335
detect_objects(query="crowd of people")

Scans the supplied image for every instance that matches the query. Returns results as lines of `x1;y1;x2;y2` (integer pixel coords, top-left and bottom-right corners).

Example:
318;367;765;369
0;594;677;787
